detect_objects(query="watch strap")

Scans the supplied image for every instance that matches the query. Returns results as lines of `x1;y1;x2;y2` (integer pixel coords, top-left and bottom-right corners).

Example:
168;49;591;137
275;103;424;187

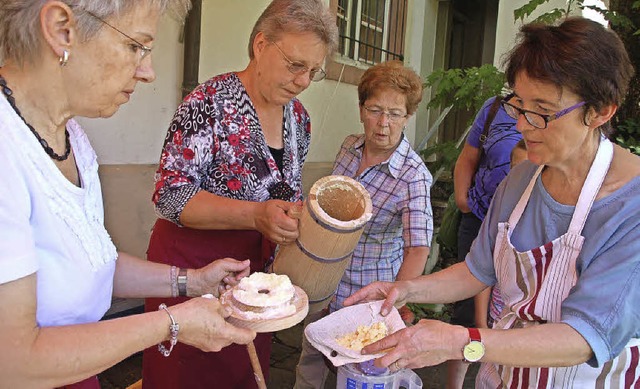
177;268;188;297
468;327;481;342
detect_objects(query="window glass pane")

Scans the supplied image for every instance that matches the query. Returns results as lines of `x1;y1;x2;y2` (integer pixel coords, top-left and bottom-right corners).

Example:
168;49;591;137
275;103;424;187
337;0;349;56
358;25;383;63
362;0;385;28
336;0;406;65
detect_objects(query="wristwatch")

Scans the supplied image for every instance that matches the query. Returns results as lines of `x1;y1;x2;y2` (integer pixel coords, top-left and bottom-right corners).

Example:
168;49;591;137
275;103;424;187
462;328;485;363
177;268;188;297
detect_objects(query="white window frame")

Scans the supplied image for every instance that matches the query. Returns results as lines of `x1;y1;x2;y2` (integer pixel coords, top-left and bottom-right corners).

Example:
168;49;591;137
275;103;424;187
327;0;407;84
338;0;397;65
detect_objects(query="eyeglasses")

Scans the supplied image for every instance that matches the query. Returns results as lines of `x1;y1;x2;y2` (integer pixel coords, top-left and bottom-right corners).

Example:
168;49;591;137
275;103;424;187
363;106;408;123
270;41;326;82
86;11;152;61
501;99;586;129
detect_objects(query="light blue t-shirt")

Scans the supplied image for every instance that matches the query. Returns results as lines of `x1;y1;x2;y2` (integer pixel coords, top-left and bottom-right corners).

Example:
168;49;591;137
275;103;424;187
466;160;640;367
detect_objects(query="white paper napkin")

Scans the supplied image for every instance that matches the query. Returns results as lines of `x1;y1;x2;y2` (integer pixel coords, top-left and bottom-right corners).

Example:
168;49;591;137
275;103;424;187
305;300;405;366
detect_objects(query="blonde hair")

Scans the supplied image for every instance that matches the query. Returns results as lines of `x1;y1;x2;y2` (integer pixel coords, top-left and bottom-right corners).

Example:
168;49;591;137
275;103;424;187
0;0;192;65
358;60;424;115
248;0;338;59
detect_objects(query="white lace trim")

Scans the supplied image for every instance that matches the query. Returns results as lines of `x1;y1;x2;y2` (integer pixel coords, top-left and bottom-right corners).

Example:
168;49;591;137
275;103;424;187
0;97;117;270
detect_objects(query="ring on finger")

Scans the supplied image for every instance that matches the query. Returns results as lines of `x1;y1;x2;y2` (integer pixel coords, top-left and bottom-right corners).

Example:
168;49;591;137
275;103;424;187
281;235;286;243
393;361;400;370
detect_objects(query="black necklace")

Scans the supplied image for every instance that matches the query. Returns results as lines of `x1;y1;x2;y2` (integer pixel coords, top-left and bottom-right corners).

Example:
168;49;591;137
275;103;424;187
0;75;71;161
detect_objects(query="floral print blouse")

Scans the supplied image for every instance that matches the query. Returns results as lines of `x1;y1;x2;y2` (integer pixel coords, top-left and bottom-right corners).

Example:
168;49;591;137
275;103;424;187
153;72;311;224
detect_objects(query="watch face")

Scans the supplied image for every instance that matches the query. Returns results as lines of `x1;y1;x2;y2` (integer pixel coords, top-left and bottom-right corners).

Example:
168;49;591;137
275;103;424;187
463;341;485;362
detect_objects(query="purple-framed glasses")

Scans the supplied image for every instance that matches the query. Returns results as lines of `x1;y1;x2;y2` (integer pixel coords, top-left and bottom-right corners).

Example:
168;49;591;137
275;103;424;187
501;99;586;129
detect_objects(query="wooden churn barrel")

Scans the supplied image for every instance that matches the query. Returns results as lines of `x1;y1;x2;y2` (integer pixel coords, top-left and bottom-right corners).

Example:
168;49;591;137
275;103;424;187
273;175;372;313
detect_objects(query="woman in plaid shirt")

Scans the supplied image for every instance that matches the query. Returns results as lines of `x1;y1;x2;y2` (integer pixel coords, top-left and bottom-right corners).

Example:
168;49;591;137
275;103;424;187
295;60;433;389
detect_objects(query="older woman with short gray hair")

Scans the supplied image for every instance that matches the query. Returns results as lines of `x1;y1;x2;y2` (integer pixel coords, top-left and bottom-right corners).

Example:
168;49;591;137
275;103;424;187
0;1;258;388
143;0;338;387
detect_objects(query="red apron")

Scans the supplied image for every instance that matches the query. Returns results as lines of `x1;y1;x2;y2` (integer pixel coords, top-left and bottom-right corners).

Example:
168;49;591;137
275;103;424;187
142;218;273;389
57;375;100;389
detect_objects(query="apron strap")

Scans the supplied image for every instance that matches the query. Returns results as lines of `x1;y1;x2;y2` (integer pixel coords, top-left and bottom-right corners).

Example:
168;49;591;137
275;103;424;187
567;137;613;235
507;165;544;227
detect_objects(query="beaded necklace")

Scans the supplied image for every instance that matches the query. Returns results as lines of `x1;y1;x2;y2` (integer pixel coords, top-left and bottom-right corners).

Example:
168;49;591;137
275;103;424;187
0;75;71;161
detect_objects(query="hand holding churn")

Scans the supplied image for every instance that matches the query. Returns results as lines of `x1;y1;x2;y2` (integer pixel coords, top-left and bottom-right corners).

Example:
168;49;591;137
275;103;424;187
273;175;372;313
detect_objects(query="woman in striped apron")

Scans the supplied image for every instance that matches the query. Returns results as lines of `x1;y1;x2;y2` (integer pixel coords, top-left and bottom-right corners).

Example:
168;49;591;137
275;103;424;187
475;135;640;387
343;17;640;388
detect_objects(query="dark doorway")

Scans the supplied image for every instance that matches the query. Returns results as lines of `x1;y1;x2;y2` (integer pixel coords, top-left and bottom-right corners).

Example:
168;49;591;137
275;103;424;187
440;0;499;142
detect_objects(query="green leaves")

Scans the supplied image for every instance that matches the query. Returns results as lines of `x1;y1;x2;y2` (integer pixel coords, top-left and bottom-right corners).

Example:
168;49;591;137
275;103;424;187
587;6;636;30
530;8;566;25
406;303;451;323
615;119;640;155
514;0;639;34
514;0;553;22
419;141;461;174
425;64;505;113
422;66;504;174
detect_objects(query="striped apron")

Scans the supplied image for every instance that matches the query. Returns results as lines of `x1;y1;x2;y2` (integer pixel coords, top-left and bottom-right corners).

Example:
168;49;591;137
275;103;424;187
476;138;640;388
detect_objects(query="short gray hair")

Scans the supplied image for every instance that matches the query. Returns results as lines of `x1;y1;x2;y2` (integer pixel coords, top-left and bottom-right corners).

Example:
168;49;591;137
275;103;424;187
0;0;191;65
248;0;339;59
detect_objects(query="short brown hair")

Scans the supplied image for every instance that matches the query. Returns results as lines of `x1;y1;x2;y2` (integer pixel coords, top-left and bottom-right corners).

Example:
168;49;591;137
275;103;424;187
248;0;338;60
504;17;634;135
358;60;424;115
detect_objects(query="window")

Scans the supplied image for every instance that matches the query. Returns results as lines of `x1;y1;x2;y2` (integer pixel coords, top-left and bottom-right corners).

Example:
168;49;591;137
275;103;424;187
327;0;407;83
338;0;406;64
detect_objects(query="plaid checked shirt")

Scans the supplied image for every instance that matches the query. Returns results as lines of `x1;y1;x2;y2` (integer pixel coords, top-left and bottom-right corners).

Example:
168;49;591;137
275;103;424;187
329;134;433;312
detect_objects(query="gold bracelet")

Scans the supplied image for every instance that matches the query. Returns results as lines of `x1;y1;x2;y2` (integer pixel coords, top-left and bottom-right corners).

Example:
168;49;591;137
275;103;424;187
157;303;179;357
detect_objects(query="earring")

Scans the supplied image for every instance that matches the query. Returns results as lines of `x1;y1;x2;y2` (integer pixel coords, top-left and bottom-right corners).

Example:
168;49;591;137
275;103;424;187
59;50;69;67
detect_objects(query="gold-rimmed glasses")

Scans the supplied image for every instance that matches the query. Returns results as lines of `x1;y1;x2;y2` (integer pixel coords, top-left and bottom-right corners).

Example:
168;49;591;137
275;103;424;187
270;41;326;82
86;11;153;61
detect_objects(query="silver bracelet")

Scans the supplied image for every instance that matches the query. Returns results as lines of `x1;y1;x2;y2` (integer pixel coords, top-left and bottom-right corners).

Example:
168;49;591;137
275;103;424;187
158;303;179;357
170;266;178;298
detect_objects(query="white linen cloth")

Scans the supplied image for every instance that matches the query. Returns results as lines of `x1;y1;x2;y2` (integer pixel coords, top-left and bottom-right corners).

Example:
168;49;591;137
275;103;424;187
305;300;405;366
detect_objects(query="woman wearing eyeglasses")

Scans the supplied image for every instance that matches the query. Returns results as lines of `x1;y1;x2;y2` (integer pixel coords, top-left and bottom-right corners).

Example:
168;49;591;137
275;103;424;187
344;18;640;388
143;0;338;387
295;60;433;389
0;1;263;388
